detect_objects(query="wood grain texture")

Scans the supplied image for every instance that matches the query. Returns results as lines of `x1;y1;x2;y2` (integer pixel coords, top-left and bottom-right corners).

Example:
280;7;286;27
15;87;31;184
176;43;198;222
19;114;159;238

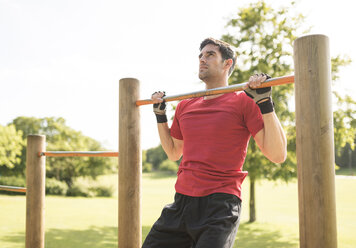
26;135;46;248
119;78;142;248
294;34;337;248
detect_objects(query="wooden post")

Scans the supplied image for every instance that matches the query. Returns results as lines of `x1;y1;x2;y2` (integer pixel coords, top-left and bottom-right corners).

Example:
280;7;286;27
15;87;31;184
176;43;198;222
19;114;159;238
294;34;337;247
26;135;46;248
119;78;141;247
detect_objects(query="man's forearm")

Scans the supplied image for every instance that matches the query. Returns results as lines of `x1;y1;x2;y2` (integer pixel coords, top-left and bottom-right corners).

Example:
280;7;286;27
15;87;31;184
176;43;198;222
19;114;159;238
151;91;183;161
260;112;287;163
157;122;182;161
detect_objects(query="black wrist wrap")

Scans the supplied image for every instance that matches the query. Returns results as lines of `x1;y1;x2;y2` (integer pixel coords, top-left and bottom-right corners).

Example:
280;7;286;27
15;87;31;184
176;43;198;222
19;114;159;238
258;98;274;114
156;114;168;123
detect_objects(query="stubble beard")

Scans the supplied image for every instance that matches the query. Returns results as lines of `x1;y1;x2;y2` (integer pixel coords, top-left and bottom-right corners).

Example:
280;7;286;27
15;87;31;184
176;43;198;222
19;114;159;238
199;70;209;81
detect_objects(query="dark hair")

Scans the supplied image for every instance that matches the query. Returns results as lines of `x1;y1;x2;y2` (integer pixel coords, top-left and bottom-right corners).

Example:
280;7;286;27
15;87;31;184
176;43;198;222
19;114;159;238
199;38;236;76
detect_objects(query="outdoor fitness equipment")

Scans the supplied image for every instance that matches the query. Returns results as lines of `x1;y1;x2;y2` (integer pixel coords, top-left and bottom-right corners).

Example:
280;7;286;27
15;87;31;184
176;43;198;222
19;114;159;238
1;34;336;248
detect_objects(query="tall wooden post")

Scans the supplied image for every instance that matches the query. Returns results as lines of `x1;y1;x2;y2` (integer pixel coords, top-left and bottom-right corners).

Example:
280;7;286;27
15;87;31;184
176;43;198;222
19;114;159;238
26;135;46;248
294;34;337;247
119;78;141;247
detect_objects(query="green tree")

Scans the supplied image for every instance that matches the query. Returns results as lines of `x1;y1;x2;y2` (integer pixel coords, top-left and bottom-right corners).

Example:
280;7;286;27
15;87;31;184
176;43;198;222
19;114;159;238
0;124;24;170
142;150;153;172
159;159;178;174
146;145;168;170
10;117;115;187
221;0;352;222
222;0;306;222
336;141;356;175
331;55;355;170
333;94;356;158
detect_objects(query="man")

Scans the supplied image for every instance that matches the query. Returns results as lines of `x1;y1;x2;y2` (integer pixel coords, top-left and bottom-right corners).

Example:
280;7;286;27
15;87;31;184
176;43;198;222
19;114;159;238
142;38;287;248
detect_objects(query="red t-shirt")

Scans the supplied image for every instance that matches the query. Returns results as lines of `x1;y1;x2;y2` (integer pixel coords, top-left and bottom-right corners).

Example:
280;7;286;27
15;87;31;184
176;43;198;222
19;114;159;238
170;92;264;200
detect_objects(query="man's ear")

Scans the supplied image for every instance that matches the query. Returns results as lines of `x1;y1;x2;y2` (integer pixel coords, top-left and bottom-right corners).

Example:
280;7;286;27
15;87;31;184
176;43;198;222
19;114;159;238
224;59;233;71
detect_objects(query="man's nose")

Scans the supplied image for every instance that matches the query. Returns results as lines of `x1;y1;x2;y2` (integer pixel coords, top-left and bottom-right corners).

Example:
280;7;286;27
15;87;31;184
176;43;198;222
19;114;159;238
200;56;206;63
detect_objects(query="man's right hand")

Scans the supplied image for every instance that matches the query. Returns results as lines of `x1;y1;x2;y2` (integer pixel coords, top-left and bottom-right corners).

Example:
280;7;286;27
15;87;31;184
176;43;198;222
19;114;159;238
152;91;168;123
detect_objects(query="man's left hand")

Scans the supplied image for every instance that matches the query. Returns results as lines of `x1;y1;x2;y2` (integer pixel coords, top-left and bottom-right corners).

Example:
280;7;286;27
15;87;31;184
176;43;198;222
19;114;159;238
244;73;274;114
243;73;271;104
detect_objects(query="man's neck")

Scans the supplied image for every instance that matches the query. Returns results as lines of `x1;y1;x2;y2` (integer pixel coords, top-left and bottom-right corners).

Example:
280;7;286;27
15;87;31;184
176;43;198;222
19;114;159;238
204;79;228;90
203;79;228;100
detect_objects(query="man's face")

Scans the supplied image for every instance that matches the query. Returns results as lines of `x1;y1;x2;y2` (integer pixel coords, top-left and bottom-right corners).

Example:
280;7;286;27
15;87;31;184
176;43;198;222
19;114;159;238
198;44;225;81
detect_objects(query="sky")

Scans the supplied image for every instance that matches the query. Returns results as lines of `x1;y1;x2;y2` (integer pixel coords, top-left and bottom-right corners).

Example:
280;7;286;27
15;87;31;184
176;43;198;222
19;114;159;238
0;0;355;150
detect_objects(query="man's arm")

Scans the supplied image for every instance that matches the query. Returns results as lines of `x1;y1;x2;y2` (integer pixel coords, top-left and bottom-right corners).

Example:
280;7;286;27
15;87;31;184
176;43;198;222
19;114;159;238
157;122;184;161
244;74;287;163
152;91;183;161
254;112;287;163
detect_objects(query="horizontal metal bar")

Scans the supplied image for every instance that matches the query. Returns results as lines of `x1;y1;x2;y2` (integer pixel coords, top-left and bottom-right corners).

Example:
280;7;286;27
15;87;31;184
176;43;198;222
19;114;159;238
136;75;294;106
39;151;119;157
0;185;26;193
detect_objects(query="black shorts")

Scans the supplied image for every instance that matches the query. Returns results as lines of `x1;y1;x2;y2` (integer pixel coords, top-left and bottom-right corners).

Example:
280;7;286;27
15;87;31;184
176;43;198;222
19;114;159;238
142;192;241;248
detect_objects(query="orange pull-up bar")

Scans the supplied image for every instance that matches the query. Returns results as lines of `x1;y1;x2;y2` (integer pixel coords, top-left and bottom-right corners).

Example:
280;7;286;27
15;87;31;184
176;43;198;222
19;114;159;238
39;151;118;157
0;185;26;193
136;75;294;106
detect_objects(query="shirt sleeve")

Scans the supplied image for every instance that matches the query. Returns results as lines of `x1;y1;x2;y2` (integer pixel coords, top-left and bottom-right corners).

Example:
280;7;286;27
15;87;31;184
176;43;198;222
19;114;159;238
243;93;264;137
170;101;184;140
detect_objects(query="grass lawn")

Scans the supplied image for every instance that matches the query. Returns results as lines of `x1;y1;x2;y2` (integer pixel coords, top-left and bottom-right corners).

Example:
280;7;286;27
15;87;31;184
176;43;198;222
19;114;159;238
0;172;355;247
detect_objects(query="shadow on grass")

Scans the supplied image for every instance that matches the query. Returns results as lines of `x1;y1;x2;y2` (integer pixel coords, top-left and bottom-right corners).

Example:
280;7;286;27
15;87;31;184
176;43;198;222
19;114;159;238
1;226;151;248
233;222;298;248
2;224;297;248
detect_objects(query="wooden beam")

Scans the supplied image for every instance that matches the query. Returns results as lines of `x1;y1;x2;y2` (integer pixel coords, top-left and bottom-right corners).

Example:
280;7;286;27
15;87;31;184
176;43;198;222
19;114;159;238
26;135;46;248
294;34;337;248
119;78;141;247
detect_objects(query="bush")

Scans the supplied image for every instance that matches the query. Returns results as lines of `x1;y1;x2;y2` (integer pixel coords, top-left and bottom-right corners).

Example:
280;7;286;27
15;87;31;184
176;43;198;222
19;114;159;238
66;182;94;197
46;178;68;196
90;185;114;197
142;162;153;172
66;180;114;197
159;160;178;173
0;176;25;187
0;176;25;195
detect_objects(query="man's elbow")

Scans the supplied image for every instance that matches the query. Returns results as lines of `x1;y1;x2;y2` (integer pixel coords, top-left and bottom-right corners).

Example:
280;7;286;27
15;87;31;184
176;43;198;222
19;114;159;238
270;150;287;164
166;148;182;161
167;153;182;161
